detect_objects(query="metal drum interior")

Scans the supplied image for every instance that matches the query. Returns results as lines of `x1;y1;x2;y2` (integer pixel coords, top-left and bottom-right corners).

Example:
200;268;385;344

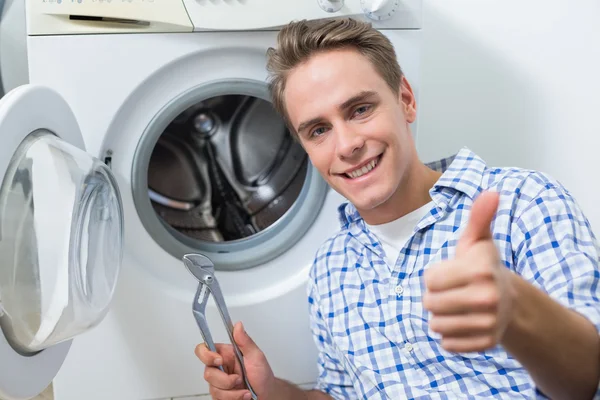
147;94;307;243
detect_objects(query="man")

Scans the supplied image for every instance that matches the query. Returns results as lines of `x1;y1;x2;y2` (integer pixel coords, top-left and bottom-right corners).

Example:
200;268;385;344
195;17;600;400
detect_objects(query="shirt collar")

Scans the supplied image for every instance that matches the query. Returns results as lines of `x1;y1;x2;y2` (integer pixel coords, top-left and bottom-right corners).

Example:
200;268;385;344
427;146;486;205
337;147;487;229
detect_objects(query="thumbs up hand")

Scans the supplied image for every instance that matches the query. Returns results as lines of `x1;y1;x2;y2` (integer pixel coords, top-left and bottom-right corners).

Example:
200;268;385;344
423;191;517;353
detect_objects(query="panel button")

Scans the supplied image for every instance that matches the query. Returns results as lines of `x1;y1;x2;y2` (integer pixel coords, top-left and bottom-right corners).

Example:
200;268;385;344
317;0;344;13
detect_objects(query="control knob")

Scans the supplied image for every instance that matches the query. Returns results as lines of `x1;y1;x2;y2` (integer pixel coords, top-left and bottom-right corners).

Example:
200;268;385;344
360;0;399;21
318;0;344;13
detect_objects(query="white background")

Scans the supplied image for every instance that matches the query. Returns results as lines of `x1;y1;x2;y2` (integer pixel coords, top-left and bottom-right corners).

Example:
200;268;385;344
417;0;600;233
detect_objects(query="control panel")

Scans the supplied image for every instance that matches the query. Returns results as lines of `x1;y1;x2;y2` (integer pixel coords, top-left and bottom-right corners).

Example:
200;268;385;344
26;0;421;35
182;0;422;31
27;0;193;35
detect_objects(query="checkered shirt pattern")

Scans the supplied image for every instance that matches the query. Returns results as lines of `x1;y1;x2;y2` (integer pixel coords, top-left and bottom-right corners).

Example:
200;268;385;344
307;147;600;399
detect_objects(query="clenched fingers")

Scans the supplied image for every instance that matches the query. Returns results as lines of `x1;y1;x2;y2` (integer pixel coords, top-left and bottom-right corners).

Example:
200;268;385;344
195;343;239;374
441;335;498;353
429;314;498;336
195;343;225;367
210;387;253;400
204;366;243;391
423;282;499;315
424;244;498;292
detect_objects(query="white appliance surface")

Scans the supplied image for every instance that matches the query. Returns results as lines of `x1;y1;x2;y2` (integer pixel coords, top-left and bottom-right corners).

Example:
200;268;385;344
5;1;425;399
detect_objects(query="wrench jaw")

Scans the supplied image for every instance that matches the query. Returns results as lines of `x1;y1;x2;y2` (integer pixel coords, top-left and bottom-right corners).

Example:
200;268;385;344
183;253;216;282
184;253;259;400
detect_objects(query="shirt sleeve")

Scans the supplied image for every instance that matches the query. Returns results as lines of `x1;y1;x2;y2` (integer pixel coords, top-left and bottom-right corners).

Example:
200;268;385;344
511;184;600;333
307;277;357;399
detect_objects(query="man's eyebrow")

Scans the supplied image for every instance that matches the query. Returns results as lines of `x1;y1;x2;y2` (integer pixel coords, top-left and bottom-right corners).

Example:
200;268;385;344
296;90;379;134
338;90;378;111
297;117;325;135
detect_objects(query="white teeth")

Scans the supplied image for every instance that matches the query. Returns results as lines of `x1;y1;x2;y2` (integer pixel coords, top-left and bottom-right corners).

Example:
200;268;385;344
346;158;378;179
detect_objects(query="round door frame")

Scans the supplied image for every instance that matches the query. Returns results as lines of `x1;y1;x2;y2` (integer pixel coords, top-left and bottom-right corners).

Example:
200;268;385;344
0;85;85;399
131;78;329;272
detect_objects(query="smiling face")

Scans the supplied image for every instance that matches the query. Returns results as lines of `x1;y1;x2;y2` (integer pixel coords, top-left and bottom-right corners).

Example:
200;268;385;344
284;47;421;223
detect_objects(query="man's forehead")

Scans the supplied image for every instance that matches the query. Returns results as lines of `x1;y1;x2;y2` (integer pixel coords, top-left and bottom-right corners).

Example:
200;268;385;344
283;49;386;123
286;84;373;122
285;79;382;117
288;49;375;84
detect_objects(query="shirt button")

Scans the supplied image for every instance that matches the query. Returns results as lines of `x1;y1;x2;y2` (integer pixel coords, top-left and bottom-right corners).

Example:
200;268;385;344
404;342;414;352
394;285;404;295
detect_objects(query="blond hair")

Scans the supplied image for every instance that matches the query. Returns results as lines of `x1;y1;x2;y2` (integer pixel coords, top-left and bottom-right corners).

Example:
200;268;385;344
266;17;404;136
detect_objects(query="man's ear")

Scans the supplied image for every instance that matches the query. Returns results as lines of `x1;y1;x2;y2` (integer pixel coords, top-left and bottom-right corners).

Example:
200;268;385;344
399;76;417;123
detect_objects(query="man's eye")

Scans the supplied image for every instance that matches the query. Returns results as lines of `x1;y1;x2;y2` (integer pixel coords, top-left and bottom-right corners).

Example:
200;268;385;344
311;126;328;137
354;105;372;117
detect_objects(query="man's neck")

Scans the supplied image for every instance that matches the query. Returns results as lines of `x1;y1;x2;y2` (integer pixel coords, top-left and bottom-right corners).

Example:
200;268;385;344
359;162;442;225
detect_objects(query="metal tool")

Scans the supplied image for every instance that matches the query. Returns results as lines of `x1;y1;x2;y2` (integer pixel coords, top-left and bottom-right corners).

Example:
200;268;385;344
183;253;258;400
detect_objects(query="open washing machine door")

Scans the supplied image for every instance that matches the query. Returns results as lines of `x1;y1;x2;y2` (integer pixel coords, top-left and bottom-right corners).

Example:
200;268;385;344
0;0;28;97
0;84;124;399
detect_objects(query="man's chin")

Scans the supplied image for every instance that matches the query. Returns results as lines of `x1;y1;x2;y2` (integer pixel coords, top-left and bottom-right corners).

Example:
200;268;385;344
334;183;393;211
348;195;389;213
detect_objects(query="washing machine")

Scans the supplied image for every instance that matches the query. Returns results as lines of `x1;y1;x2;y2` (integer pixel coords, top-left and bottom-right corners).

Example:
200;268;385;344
0;1;424;399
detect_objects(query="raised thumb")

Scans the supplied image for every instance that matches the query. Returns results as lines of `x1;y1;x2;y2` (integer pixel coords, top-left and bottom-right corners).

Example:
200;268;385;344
233;321;259;357
457;191;499;256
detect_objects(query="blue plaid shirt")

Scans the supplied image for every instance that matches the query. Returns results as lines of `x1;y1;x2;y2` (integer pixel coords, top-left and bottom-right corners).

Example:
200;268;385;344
307;148;600;399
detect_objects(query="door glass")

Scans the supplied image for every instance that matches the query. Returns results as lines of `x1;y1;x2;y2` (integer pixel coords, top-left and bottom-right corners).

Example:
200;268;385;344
0;130;123;354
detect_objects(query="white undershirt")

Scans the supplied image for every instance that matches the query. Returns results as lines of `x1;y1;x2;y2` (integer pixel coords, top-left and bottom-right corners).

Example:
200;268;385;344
365;201;433;267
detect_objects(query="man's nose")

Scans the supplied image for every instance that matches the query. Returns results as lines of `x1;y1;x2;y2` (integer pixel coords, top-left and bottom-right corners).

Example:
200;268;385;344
336;124;365;160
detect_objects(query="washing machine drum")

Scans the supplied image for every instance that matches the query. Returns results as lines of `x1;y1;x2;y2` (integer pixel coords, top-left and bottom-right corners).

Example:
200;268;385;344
147;95;307;243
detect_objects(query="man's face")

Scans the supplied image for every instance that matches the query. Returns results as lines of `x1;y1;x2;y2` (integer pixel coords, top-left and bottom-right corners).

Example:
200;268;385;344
284;48;418;216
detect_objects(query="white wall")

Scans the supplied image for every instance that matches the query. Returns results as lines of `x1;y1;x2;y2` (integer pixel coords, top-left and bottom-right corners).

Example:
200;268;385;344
416;0;600;233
